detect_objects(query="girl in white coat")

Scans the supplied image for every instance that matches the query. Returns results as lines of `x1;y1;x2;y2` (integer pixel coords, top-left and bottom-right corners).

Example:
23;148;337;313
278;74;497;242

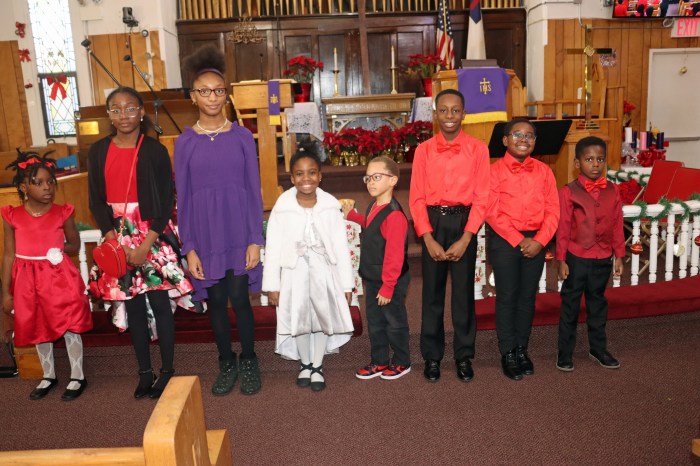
263;151;354;391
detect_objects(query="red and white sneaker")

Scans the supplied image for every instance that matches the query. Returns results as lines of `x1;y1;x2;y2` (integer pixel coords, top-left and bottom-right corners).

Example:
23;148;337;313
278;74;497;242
355;363;389;380
380;364;411;380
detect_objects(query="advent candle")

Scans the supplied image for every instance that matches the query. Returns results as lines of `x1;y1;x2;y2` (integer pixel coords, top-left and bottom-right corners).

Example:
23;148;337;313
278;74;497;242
639;131;647;150
657;132;664;148
334;48;338;71
391;46;395;68
631;130;637;149
648;132;654;148
624;127;633;144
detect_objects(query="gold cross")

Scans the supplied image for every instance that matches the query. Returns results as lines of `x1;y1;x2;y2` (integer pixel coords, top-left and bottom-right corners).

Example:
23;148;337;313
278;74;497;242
270;94;279;105
479;78;492;95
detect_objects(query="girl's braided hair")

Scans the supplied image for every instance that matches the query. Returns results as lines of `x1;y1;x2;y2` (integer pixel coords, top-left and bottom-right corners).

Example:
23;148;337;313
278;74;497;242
5;148;57;201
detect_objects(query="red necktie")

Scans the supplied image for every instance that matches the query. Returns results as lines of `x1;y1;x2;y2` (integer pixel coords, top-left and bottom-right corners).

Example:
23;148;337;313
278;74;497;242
583;177;607;192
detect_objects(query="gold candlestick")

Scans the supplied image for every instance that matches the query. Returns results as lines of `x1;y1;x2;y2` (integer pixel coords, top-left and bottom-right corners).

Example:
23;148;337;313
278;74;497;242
332;70;340;96
390;66;398;94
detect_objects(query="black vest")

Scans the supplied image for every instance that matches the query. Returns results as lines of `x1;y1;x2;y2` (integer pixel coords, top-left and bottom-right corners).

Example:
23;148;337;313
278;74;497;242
359;198;409;282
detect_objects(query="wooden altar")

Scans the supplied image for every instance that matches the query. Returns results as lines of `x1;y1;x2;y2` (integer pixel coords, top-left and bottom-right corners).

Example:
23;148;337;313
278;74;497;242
322;93;415;133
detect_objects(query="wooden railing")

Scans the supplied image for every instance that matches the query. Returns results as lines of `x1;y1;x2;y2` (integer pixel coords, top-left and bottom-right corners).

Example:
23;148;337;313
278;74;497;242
178;0;523;19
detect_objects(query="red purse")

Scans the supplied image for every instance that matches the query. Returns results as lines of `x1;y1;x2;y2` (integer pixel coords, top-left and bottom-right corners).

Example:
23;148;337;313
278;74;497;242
92;135;144;278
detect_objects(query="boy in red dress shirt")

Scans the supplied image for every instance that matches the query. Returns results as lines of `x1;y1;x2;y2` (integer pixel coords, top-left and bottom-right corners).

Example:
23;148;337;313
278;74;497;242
486;118;560;381
409;89;490;383
613;0;629;17
345;156;411;380
556;136;624;371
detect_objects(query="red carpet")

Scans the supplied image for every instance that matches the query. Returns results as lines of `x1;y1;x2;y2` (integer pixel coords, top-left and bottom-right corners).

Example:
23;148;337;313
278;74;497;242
79;274;700;347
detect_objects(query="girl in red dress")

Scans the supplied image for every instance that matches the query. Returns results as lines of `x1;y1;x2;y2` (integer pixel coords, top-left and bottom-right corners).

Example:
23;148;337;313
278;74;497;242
1;151;92;401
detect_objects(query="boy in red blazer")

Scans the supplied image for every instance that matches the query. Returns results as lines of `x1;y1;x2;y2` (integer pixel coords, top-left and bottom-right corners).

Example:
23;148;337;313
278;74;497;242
556;136;624;371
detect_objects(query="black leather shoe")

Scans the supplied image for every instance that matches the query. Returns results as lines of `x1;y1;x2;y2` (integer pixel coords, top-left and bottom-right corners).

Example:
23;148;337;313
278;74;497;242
589;349;620;369
556;353;574;372
61;379;87;401
29;378;58;400
455;359;474;382
149;369;175;399
134;369;155;399
501;351;523;381
423;360;440;382
516;346;534;375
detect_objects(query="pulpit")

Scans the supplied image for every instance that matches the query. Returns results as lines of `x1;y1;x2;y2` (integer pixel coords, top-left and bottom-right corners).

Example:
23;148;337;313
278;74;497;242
232;81;294;210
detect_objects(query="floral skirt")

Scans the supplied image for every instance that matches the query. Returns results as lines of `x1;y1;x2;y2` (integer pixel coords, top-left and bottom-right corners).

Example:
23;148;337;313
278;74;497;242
88;202;199;336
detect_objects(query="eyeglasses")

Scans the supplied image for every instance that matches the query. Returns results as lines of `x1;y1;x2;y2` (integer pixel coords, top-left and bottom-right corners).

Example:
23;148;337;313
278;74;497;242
508;131;536;142
107;106;142;118
30;178;57;187
362;173;395;184
190;88;227;97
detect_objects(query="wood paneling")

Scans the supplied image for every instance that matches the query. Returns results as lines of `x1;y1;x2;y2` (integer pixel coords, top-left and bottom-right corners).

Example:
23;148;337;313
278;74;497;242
544;19;700;130
176;9;526;97
0;41;32;152
86;31;167;106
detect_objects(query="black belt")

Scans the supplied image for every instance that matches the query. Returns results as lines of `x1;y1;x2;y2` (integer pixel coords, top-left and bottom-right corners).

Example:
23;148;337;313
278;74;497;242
428;205;471;216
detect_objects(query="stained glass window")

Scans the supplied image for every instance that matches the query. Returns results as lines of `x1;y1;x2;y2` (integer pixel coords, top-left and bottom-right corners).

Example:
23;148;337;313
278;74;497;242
28;0;79;137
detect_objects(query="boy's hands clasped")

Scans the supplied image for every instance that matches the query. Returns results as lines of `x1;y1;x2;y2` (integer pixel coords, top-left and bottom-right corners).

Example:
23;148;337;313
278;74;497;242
423;231;473;262
518;238;543;258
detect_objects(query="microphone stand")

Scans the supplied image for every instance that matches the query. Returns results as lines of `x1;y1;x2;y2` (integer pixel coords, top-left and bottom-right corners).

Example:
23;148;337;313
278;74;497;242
81;39;120;87
125;55;182;136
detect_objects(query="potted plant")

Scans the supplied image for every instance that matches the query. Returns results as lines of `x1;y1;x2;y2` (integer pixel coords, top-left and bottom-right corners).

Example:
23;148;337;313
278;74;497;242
406;53;445;96
283;56;324;102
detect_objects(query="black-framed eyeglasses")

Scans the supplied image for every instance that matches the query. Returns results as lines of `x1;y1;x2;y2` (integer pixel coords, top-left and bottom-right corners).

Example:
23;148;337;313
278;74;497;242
362;173;395;184
508;131;536;142
107;106;141;118
190;88;227;97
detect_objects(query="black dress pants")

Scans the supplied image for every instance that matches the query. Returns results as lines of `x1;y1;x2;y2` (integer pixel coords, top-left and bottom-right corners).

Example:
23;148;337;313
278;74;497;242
558;252;613;356
420;208;477;362
488;230;545;355
365;273;411;366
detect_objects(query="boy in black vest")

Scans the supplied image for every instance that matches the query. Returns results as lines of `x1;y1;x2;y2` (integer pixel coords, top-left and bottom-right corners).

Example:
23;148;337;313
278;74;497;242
556;136;625;371
344;156;411;380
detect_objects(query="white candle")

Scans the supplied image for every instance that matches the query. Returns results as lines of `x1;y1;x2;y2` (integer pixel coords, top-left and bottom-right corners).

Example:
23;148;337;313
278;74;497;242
334;48;338;71
624;127;633;144
391;46;395;68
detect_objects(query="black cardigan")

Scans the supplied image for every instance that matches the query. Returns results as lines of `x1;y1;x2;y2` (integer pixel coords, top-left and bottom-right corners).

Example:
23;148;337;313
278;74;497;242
88;135;174;235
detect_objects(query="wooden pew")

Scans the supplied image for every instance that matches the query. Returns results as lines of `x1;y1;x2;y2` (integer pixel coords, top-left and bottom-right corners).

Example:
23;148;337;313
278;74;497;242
693;438;700;457
0;376;232;466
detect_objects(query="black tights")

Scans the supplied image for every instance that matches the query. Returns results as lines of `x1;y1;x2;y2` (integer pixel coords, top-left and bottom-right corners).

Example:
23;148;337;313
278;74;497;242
206;270;256;361
124;290;175;373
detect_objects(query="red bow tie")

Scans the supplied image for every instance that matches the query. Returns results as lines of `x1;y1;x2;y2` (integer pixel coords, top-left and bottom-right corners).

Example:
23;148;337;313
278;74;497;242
510;157;534;174
437;141;461;155
583;177;607;192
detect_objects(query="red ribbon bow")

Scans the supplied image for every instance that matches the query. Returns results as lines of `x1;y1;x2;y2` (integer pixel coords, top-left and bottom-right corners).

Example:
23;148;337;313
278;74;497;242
17;158;53;169
583;177;607;193
47;75;68;100
437;141;461;155
18;48;30;63
510;157;534;174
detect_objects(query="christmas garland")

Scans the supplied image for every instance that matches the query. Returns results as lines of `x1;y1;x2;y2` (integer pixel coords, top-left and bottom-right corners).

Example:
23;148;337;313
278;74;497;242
606;167;649;186
626;193;700;223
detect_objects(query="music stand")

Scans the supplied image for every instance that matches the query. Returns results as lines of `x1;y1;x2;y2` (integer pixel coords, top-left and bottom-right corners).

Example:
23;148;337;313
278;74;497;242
488;120;572;157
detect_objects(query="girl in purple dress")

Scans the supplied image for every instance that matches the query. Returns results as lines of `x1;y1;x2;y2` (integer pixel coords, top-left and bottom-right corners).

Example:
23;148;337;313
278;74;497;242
175;45;264;396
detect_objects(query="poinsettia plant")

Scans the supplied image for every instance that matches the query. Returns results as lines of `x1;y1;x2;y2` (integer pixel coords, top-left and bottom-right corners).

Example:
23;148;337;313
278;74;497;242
395;121;433;147
283;56;324;83
406;53;445;79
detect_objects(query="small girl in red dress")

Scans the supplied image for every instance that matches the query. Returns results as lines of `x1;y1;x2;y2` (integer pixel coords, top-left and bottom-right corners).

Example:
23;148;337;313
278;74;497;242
1;151;92;401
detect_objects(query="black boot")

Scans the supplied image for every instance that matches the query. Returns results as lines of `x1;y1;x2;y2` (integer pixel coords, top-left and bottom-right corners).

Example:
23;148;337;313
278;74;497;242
501;350;523;381
149;369;175;399
134;369;155;399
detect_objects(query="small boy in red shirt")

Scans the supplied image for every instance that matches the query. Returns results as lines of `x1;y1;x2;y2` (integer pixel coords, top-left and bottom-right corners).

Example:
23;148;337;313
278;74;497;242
486;118;560;381
556;136;624;371
345;156;411;380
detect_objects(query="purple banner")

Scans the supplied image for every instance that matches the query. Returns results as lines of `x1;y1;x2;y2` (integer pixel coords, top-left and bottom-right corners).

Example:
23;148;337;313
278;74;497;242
456;67;509;123
268;80;281;125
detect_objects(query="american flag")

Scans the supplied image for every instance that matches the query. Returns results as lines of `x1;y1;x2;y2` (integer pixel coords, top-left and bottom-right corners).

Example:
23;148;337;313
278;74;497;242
436;0;455;70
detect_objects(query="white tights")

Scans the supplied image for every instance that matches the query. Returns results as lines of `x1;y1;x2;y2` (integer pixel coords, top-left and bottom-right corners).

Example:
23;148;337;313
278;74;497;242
35;331;84;390
295;332;328;383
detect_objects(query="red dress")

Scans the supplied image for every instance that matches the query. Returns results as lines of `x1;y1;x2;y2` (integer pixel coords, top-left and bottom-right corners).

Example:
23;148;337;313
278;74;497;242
1;204;92;346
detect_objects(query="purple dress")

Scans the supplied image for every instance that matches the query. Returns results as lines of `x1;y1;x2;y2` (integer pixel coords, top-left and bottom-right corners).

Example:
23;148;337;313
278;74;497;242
174;123;264;300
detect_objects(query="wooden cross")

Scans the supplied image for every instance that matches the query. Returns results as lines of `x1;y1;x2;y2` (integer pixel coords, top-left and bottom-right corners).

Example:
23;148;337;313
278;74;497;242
566;25;614;129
